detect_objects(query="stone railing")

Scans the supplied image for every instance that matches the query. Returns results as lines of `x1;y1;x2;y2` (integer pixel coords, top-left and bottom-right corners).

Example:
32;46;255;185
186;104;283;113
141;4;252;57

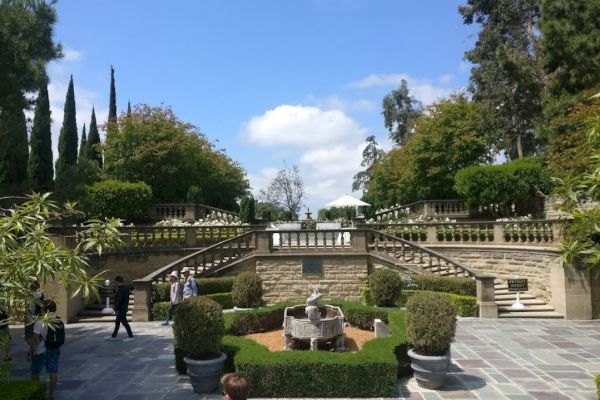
375;199;469;220
367;220;561;246
268;229;354;251
132;231;257;321
148;203;236;222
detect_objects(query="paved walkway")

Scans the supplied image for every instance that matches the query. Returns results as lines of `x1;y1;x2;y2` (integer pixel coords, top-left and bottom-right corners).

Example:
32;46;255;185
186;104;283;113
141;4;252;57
4;319;599;400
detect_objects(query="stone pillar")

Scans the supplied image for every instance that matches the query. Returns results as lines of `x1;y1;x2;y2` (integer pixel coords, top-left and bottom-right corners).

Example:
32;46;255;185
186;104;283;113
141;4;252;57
493;224;505;245
551;221;563;244
425;226;437;244
256;230;271;254
184;204;196;221
121;233;133;249
476;274;498;318
352;230;367;252
550;261;592;320
185;228;196;247
132;279;152;322
42;281;84;323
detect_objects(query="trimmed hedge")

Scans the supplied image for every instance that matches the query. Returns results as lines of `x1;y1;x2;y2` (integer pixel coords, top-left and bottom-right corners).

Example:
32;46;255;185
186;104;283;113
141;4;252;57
596;374;600;400
330;300;389;329
399;290;477;317
222;302;409;397
152;293;234;320
80;179;152;221
399;273;476;296
0;381;46;400
153;277;234;302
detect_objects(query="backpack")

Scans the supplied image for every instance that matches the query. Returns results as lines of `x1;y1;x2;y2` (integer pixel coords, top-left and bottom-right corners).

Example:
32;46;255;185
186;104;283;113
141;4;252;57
43;319;65;350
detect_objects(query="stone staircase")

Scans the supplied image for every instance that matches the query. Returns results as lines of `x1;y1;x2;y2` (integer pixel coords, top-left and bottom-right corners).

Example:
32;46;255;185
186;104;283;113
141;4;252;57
73;291;134;323
494;280;563;318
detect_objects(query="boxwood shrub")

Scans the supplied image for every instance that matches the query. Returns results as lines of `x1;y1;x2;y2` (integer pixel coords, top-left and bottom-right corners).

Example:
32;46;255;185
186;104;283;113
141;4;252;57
0;381;46;400
399;290;477;317
399;273;476;296
221;302;409;397
153;277;235;303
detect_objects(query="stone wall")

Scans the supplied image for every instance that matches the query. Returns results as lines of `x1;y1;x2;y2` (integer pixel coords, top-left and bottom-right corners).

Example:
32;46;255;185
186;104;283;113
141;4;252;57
431;246;558;301
256;255;368;304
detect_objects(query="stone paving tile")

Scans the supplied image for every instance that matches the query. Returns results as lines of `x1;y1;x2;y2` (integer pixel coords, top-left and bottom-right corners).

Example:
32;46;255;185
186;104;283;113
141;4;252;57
4;319;600;400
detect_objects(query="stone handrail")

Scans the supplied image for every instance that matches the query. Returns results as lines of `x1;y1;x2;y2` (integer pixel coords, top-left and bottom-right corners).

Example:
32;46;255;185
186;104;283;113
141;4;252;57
268;229;355;251
375;199;468;220
365;229;497;317
367;219;561;247
131;231;256;321
149;203;236;221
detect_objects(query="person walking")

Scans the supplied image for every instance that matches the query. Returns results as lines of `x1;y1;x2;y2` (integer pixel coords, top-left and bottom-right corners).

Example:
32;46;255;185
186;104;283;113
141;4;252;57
107;276;134;341
28;300;65;400
181;267;199;299
25;281;44;342
161;271;182;326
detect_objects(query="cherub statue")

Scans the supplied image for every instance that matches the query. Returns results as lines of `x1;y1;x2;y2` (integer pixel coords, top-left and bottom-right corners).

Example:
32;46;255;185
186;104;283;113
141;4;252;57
305;287;322;322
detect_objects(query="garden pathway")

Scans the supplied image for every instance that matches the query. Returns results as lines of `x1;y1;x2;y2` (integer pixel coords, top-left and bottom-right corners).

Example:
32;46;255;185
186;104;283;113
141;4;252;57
4;319;599;400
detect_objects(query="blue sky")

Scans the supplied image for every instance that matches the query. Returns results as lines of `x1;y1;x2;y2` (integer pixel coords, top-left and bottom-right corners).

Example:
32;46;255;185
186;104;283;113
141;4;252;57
45;0;477;214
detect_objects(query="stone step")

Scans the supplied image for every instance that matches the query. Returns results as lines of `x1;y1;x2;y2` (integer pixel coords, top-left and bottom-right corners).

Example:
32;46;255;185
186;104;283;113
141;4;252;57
498;311;563;319
78;309;132;317
73;315;132;323
494;289;532;295
494;293;536;300
495;299;547;306
498;305;556;313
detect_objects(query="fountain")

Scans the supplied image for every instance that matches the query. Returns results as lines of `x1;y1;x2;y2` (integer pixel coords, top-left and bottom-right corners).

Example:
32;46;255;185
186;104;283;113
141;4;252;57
282;288;346;351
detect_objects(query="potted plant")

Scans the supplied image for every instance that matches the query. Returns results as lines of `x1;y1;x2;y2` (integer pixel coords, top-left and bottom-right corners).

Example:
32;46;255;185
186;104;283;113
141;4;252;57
406;291;457;389
173;297;226;393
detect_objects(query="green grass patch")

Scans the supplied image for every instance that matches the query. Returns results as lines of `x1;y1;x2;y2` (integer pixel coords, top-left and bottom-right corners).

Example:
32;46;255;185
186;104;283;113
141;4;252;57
0;380;46;400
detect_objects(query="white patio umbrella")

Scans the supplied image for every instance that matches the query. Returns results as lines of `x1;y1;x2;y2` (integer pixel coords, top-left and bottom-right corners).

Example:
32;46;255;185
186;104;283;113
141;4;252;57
325;195;371;217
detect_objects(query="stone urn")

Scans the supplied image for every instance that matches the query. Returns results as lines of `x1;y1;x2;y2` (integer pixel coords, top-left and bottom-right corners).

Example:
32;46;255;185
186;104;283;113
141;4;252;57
184;352;227;393
407;348;450;389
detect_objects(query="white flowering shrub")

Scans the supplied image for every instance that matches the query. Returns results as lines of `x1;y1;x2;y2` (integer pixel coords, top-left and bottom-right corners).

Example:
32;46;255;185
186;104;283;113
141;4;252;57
155;211;248;227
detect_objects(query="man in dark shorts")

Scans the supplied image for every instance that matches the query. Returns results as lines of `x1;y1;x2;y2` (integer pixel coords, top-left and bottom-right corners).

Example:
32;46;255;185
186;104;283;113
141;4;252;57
106;276;134;341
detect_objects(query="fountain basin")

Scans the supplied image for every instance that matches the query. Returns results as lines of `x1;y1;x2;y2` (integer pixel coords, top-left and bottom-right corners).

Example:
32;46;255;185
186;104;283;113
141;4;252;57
283;305;345;350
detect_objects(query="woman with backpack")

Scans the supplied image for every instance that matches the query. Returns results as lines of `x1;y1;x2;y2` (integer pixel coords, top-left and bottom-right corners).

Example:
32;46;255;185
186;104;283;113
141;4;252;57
28;299;64;400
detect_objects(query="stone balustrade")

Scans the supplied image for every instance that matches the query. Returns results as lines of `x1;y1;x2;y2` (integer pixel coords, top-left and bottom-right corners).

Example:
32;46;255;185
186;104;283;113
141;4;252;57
375;199;469;220
148;203;236;222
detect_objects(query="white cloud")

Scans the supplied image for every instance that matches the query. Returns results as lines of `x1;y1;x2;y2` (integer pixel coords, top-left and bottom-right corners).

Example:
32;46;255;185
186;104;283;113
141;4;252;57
348;73;453;105
242;104;366;147
439;74;454;84
242;105;378;212
309;95;377;113
63;48;83;62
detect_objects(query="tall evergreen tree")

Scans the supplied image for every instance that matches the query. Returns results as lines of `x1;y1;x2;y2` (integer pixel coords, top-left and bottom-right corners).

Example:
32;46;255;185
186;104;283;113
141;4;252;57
460;0;542;159
382;80;422;146
108;65;117;122
0;98;29;194
28;76;54;190
127;100;131;117
56;75;78;178
85;107;102;168
78;124;87;159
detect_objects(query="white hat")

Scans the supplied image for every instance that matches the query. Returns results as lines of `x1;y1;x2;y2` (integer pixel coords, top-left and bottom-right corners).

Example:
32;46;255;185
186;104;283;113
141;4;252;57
181;267;190;274
168;271;178;279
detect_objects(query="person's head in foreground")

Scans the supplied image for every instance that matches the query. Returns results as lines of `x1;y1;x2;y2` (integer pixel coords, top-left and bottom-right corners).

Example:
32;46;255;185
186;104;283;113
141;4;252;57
221;373;250;400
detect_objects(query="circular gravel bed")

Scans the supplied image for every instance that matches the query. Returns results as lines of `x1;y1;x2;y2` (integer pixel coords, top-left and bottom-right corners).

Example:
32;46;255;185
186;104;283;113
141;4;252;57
245;326;375;352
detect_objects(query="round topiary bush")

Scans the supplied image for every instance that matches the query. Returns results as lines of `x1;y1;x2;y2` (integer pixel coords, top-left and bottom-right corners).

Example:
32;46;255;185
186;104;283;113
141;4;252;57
368;269;402;307
406;291;456;355
173;297;225;359
232;272;263;308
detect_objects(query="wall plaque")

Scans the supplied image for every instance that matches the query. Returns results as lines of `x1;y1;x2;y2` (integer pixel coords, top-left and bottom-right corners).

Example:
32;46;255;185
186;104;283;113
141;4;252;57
302;257;323;274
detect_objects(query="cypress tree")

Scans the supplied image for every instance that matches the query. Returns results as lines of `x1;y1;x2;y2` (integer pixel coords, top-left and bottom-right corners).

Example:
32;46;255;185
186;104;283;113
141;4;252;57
108;66;117;122
28;76;54;191
56;75;78;178
78;124;87;159
0;97;29;194
127;100;131;117
86;107;102;168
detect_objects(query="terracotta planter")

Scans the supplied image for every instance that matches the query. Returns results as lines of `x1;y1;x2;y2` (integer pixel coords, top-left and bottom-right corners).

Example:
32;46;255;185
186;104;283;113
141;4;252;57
184;352;227;393
407;348;450;389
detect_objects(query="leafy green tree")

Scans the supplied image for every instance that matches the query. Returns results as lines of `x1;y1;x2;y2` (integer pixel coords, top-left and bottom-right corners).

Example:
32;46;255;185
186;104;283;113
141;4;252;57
238;195;256;224
0;193;122;330
367;95;489;209
460;0;542;159
0;101;28;194
352;135;385;191
382;79;422;146
78;124;87;158
28;75;54;191
108;65;117;123
0;0;61;109
55;76;78;178
186;185;204;203
103;104;248;207
259;165;304;220
85;107;102;167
